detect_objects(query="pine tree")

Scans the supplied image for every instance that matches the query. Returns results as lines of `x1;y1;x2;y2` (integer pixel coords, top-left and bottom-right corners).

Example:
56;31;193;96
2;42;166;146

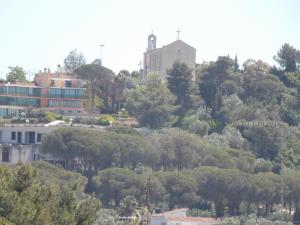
166;62;194;117
234;55;239;72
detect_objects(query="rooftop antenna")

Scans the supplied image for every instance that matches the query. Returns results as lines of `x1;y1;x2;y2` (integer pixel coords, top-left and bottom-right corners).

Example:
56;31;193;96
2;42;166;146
27;70;33;81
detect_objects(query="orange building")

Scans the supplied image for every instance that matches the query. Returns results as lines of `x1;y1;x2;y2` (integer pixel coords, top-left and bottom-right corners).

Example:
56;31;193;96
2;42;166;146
0;67;86;118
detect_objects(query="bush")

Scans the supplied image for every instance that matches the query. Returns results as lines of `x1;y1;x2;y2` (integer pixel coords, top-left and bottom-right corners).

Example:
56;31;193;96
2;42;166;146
182;115;210;136
216;217;240;225
255;159;273;173
267;211;292;222
74;117;98;125
10;117;26;123
28;108;43;118
98;114;116;126
106;125;140;135
215;216;293;225
45;111;63;122
10;117;39;124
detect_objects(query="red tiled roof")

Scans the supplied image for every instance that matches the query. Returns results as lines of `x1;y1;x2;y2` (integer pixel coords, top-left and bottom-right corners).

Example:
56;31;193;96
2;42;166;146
166;216;216;223
153;208;189;216
152;208;216;223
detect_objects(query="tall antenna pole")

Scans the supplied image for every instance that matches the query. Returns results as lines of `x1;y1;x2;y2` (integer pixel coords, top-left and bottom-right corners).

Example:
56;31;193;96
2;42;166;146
281;158;284;220
100;44;104;65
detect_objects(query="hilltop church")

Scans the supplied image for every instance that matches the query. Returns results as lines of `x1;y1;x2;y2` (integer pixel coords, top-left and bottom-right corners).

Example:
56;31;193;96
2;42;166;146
143;32;196;80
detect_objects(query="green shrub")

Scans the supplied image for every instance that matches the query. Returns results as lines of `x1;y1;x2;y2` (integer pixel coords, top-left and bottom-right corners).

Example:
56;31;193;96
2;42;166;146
182;115;210;136
74;117;98;125
45;111;63;122
28;108;43;118
10;117;25;123
267;211;292;222
98;114;116;126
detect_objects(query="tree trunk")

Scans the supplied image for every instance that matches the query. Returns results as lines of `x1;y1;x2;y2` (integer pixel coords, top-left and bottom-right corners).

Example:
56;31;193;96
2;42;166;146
246;202;251;216
120;153;124;168
265;203;270;216
88;81;96;112
294;202;300;225
215;200;225;218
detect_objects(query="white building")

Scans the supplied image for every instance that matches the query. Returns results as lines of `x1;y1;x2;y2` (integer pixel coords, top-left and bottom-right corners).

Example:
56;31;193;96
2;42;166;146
150;208;216;225
0;122;104;164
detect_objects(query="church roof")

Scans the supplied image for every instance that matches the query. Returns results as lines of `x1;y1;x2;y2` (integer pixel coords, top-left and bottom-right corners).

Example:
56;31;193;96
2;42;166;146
164;39;196;50
145;39;196;53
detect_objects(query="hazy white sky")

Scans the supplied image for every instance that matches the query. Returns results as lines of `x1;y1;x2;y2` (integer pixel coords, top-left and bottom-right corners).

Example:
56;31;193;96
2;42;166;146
0;0;299;79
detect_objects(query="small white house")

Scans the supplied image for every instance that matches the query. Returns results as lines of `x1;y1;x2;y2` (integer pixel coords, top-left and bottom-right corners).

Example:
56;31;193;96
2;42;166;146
0;122;105;165
150;208;216;225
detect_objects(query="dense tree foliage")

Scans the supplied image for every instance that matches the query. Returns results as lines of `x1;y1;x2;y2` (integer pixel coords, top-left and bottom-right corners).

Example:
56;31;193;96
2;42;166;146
166;62;197;118
74;64;114;112
64;49;86;73
16;42;300;223
6;66;27;82
273;43;300;72
0;164;99;225
40;125;300;222
126;73;177;128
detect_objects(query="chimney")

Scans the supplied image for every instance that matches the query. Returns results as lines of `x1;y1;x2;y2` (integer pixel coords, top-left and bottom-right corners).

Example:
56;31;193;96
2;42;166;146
56;64;62;73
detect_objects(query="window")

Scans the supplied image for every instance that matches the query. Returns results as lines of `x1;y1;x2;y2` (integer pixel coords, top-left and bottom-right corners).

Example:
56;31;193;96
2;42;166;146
25;131;35;144
49;99;59;107
17;132;22;143
2;148;10;162
65;80;72;87
37;133;42;142
51;79;55;87
11;132;16;140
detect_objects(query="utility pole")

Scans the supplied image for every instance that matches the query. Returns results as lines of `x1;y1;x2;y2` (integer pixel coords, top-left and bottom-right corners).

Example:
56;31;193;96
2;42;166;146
100;44;104;65
138;61;143;82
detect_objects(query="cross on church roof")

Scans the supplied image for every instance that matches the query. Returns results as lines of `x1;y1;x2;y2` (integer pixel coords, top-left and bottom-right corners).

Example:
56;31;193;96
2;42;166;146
176;28;181;40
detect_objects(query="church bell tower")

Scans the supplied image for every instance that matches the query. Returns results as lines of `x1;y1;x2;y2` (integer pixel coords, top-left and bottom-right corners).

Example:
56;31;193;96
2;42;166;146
147;33;157;51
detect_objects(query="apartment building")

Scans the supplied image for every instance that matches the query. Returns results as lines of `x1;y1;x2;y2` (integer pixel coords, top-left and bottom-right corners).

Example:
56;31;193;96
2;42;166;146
0;68;86;118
